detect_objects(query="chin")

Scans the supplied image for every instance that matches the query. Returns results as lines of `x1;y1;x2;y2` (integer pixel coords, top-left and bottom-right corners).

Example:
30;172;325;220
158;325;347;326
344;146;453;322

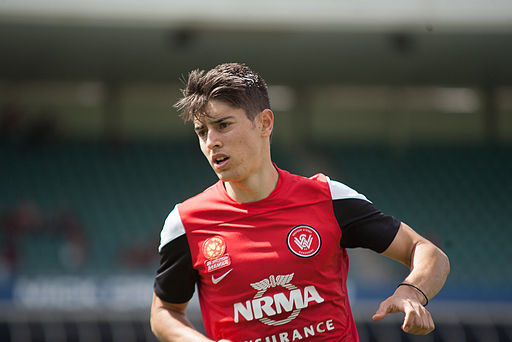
214;170;231;181
215;169;239;183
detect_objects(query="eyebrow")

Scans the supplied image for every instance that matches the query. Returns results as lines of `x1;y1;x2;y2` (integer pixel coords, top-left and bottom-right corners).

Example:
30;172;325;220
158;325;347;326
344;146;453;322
194;116;234;130
211;116;235;124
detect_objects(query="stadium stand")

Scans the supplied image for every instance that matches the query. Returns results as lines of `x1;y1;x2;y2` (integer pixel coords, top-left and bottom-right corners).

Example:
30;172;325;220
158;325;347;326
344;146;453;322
0;141;298;280
321;144;512;301
1;141;511;341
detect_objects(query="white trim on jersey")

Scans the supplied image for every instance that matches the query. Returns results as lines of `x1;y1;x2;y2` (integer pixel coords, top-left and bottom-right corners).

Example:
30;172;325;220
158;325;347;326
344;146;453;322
326;177;371;203
159;204;186;252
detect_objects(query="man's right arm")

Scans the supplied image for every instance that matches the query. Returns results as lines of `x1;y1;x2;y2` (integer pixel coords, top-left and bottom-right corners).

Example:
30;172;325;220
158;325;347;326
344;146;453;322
151;293;222;342
152;206;231;341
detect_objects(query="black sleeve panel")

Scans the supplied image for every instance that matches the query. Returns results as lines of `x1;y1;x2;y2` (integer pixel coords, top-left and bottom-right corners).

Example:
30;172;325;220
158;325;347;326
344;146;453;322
333;198;401;253
154;234;198;304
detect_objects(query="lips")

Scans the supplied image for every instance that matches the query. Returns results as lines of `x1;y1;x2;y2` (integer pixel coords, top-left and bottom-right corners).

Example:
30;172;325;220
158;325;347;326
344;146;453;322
212;154;230;169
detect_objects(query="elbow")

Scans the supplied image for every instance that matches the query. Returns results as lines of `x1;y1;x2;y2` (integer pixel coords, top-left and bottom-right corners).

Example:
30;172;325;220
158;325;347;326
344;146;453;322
150;310;158;339
150;303;164;341
150;313;157;338
444;251;451;279
437;245;451;280
150;313;165;342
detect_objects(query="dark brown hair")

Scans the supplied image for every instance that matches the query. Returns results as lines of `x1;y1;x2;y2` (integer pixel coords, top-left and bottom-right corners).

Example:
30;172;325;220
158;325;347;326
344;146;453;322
174;63;271;122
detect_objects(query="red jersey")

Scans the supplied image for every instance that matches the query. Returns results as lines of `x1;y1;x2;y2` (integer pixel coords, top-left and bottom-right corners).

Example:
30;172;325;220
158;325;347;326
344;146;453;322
154;166;399;342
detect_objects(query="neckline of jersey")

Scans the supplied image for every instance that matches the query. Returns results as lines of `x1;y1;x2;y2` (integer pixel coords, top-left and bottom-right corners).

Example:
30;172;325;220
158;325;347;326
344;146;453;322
215;164;286;207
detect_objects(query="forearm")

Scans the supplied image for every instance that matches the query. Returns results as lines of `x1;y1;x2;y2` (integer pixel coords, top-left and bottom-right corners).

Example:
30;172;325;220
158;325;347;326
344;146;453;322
374;223;449;334
150;295;214;342
382;222;450;302
402;240;450;301
151;310;212;342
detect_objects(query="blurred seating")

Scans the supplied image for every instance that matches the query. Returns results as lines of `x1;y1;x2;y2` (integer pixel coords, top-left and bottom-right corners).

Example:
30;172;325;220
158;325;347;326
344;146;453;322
0;141;217;276
1;142;511;303
321;144;512;301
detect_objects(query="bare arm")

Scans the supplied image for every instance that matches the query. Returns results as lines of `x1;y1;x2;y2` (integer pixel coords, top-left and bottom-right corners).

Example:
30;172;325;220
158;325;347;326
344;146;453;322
372;222;450;334
150;293;229;342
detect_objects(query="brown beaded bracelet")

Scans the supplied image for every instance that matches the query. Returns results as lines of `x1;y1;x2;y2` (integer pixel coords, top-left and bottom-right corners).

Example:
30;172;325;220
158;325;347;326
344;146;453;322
397;282;429;306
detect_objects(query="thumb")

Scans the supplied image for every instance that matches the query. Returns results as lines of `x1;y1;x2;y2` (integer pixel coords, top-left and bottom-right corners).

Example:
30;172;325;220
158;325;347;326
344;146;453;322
372;301;392;322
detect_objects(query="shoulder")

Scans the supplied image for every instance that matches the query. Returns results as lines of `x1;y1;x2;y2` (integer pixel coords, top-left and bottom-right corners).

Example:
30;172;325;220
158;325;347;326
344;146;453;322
308;173;371;202
159;204;186;252
159;182;220;251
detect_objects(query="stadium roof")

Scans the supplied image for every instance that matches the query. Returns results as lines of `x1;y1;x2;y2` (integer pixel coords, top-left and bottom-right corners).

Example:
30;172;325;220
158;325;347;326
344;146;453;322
1;0;512;86
2;0;512;31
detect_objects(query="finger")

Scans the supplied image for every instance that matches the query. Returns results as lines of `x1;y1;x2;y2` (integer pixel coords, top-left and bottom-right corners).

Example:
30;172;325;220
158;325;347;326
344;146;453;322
403;319;434;335
401;310;418;333
401;304;435;335
402;305;426;334
372;303;388;321
419;308;435;334
372;300;395;321
371;312;386;321
422;310;435;334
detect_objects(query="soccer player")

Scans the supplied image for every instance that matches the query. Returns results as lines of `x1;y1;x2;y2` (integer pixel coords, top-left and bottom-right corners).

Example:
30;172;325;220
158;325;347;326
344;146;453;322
150;63;450;342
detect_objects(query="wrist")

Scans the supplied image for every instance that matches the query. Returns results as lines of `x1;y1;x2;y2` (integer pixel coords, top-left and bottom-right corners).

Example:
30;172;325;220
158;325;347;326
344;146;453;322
396;282;429;306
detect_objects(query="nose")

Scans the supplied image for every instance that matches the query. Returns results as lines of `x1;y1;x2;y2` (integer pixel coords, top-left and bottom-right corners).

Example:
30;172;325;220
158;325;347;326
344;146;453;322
206;129;222;150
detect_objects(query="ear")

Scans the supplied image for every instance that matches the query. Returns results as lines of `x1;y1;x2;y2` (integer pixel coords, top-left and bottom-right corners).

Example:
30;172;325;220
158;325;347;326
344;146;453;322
257;109;274;138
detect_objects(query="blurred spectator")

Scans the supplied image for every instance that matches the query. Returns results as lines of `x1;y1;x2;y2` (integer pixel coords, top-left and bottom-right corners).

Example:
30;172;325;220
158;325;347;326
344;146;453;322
1;102;60;145
1;200;43;240
24;109;60;146
0;235;19;277
1;201;89;274
53;208;89;271
119;236;159;270
0;101;23;142
1;200;43;275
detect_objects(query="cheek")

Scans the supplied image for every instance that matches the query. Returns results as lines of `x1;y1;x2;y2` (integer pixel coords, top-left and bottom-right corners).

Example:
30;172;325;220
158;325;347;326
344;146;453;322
236;138;260;162
199;140;209;158
232;135;252;153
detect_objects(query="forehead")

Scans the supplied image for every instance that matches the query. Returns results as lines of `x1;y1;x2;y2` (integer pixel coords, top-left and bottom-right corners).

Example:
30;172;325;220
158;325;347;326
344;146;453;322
193;100;247;126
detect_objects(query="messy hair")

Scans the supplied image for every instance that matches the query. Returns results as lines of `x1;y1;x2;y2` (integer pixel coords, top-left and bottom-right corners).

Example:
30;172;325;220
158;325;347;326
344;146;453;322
174;63;271;122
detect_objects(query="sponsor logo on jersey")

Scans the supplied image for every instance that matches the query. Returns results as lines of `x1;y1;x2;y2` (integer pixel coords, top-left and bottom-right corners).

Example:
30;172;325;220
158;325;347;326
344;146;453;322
286;225;321;258
241;319;335;342
202;236;232;273
233;273;324;326
212;268;233;284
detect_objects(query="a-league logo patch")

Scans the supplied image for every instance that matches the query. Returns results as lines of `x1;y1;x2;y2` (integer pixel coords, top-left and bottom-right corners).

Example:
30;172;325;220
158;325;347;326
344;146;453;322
203;236;226;260
287;225;321;258
202;236;231;273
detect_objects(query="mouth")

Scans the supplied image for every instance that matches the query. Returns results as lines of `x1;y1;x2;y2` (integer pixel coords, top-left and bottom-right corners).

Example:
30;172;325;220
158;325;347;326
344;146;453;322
213;155;230;169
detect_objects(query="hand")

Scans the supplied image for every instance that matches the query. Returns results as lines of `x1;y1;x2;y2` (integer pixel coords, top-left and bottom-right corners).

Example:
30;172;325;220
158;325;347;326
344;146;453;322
372;286;434;335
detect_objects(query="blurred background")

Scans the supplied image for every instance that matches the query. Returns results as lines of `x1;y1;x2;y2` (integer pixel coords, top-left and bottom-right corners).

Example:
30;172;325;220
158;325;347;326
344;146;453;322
1;0;512;341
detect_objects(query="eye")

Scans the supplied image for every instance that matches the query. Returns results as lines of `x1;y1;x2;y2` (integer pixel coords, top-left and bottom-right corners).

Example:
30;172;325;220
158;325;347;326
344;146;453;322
219;122;230;129
195;128;207;139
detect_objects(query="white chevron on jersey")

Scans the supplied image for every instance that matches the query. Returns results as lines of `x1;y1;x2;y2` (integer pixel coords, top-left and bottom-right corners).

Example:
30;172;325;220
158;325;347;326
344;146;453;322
159;205;186;252
326;176;371;203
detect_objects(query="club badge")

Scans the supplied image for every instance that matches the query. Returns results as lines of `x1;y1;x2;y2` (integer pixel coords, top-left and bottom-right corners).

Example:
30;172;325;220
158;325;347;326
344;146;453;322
287;225;321;258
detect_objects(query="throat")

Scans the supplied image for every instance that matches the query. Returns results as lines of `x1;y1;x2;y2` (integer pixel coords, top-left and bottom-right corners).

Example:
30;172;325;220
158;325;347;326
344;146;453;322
223;165;279;203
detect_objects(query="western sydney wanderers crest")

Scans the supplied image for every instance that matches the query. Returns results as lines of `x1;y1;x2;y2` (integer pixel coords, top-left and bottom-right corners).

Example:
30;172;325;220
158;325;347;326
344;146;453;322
287;225;321;258
202;236;231;273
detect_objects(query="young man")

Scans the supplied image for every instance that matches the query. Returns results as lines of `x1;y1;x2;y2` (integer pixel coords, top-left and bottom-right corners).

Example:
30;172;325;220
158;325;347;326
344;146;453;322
150;63;450;342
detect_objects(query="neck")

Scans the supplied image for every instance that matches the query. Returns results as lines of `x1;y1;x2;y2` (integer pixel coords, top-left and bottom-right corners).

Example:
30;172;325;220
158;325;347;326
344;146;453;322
224;161;279;203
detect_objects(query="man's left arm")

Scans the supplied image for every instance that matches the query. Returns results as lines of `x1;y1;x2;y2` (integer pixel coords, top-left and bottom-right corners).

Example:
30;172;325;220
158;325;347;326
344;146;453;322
372;222;450;335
